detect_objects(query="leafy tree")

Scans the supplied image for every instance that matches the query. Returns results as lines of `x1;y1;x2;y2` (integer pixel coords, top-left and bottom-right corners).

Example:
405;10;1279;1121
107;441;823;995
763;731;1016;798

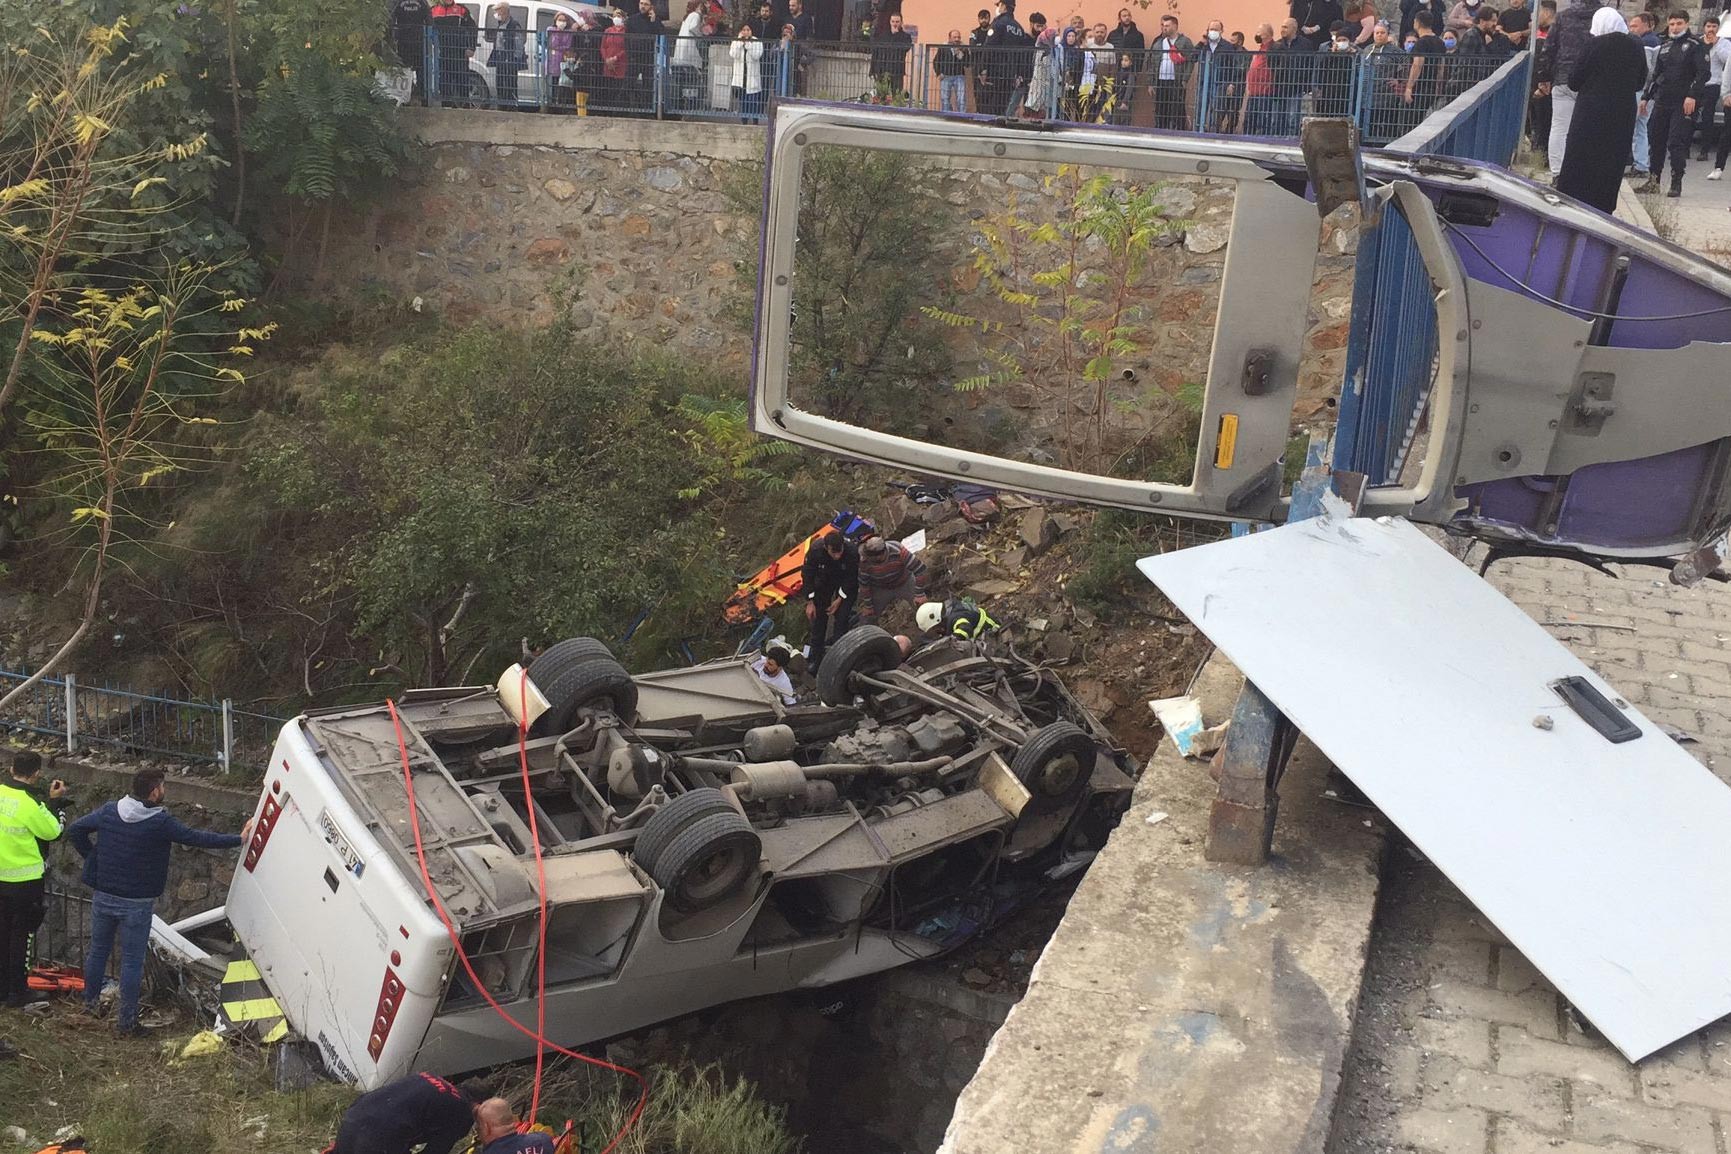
239;324;748;690
922;166;1192;474
776;146;951;425
0;263;263;711
0;16;224;417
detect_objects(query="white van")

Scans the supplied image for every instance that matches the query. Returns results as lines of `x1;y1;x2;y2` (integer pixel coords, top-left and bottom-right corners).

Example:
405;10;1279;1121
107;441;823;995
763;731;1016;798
464;1;614;107
222;634;1132;1086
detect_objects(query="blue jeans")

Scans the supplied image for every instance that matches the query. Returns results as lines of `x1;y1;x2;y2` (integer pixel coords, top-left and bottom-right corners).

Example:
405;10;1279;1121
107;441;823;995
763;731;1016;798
940;74;966;113
84;891;155;1030
1633;95;1651;174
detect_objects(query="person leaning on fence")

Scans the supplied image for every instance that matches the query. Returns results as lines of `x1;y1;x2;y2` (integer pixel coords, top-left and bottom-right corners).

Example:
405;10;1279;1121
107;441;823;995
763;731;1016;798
1150;14;1194;130
935;30;971;111
1198;20;1247;132
669;0;708;112
1237;22;1279;132
0;751;67;1009
69;769;252;1036
856;536;929;625
626;0;665;110
546;9;579;109
1023;12;1055;115
730;24;767;119
1404;10;1450;124
391;0;431;100
871;12;914;93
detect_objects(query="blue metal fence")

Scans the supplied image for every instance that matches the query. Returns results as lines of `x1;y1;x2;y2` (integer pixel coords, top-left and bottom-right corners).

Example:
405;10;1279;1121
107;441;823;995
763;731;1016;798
0;666;285;772
1332;48;1532;486
408;24;1526;154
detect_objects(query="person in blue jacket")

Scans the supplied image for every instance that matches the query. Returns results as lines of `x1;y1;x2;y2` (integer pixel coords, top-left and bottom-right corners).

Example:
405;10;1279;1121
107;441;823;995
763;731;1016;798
68;768;252;1035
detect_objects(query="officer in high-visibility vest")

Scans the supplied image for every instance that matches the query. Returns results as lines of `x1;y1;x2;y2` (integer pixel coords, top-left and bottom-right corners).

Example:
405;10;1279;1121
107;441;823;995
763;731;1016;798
916;599;1000;642
0;751;67;1008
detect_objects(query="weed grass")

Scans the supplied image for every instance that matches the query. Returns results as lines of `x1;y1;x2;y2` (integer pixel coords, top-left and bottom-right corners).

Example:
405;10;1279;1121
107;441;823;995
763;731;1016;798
0;1006;799;1154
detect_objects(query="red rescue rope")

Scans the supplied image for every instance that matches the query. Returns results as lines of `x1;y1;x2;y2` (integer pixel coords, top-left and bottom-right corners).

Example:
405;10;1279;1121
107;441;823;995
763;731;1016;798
386;697;648;1154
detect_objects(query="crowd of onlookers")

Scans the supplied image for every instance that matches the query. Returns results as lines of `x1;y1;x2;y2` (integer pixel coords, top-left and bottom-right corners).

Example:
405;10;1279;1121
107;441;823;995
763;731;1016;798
1537;1;1727;211
384;0;1729;179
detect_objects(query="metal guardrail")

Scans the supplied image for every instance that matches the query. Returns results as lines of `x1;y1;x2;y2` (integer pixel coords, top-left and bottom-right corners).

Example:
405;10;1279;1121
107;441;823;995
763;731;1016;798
0;666;284;772
1334;48;1533;487
408;24;1524;155
1387;49;1534;163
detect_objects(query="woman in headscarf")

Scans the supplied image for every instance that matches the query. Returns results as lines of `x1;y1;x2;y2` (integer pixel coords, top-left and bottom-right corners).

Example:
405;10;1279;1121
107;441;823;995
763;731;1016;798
1556;8;1647;212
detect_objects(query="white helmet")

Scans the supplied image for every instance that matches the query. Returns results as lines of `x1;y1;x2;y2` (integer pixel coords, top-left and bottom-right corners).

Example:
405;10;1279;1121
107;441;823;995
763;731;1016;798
916;601;946;634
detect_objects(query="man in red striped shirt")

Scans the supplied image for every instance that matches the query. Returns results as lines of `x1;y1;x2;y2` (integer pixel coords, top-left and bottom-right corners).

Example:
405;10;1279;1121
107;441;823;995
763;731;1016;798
857;536;930;625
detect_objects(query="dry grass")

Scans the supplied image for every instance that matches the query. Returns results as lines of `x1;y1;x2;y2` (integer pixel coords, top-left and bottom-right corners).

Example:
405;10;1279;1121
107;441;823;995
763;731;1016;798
0;1004;800;1154
0;1004;350;1152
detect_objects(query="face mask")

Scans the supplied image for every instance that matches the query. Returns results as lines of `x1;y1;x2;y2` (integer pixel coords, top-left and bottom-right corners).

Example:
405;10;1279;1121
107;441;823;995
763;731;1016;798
614;16;625;25
1404;38;1416;49
1670;26;1686;36
1207;28;1220;40
1443;35;1456;45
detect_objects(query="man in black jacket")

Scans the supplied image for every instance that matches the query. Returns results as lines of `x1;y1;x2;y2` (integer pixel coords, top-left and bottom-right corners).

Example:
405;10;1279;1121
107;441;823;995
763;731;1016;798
1636;11;1708;195
1293;0;1344;43
329;1073;491;1154
1107;6;1146;117
871;12;914;91
625;0;665;109
801;531;859;671
1198;19;1247;131
984;0;1033;115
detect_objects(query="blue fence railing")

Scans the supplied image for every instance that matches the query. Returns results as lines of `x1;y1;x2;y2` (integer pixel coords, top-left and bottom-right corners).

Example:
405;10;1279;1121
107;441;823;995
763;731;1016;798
1386;49;1534;163
407;24;1525;151
0;666;285;772
1332;49;1531;486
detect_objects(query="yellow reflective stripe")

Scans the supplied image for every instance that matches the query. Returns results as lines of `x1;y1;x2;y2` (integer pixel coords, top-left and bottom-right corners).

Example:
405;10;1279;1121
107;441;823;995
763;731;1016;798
222;997;284;1022
224;959;262;983
261;1020;290;1044
0;863;45;882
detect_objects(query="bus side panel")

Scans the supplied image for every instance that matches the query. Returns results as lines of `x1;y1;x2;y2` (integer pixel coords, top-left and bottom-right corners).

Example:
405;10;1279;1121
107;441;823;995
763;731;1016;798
226;723;451;1088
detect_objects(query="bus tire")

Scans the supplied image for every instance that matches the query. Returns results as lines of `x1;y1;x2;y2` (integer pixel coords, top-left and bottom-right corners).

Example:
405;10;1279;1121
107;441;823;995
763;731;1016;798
632;786;738;870
532;655;638;735
1010;722;1095;814
815;625;903;706
647;810;761;912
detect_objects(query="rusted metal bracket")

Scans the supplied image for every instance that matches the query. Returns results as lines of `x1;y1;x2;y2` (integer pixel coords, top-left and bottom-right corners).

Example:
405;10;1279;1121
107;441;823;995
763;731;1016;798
1204;435;1364;865
1205;681;1300;865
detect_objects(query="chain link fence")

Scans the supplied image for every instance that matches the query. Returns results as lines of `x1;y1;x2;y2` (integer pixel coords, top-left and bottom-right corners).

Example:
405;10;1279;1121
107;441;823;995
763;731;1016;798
0;666;284;772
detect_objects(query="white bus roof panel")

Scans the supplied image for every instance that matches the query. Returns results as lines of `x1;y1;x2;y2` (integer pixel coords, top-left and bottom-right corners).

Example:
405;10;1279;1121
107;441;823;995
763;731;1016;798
1137;514;1731;1061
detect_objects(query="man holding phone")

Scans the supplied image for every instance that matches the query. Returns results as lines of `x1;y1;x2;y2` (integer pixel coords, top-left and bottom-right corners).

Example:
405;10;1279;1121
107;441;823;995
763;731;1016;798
0;750;68;1008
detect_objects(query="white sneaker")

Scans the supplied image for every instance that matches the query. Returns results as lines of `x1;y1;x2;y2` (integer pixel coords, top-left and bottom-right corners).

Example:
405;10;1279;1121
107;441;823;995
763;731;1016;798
1710;169;1724;181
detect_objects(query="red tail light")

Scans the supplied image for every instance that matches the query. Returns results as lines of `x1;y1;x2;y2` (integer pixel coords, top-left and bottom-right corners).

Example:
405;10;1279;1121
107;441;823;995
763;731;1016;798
243;790;284;873
367;967;406;1060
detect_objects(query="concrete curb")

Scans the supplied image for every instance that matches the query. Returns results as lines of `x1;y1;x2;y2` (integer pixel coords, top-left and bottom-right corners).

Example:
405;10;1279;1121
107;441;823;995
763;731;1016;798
940;652;1388;1154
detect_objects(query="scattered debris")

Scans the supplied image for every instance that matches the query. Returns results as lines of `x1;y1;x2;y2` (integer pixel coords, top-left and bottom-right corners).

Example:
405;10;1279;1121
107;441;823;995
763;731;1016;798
1018;507;1060;557
962;968;993;988
1540;618;1637;632
1145;810;1170;826
1532;714;1554;731
1043;633;1076;663
1150;695;1205;757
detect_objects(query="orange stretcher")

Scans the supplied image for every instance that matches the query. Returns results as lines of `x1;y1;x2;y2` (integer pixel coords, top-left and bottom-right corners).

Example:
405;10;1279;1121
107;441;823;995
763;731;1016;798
26;964;85;993
722;511;875;625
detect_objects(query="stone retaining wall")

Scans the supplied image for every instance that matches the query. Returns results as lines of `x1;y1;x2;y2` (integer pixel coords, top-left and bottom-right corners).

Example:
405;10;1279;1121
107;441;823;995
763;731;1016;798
314;109;1356;422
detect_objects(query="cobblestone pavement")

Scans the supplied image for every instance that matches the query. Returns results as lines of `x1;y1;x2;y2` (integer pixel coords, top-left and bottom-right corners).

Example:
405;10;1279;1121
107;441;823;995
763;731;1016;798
1330;553;1731;1154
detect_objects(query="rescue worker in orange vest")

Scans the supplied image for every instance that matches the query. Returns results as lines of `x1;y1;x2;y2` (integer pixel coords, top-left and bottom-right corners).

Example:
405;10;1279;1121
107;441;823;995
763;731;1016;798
0;750;67;1008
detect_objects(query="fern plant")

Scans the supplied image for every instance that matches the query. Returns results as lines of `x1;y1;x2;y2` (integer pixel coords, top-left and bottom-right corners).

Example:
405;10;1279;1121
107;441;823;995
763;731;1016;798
919;164;1192;476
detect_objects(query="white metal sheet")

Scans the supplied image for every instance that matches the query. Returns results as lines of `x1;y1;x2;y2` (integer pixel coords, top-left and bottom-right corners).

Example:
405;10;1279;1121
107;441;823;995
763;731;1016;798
1138;514;1731;1061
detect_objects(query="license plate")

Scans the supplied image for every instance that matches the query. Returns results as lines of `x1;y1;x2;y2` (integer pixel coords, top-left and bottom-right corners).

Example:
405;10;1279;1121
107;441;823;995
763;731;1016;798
318;809;365;879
